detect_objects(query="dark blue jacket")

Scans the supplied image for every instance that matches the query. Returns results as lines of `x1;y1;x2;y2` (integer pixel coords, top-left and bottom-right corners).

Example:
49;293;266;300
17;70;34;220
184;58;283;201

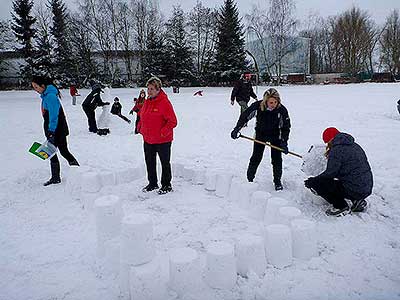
316;133;373;199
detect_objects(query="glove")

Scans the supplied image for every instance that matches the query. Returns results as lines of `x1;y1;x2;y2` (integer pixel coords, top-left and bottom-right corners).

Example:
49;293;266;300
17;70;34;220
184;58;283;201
230;128;240;139
47;131;56;145
304;177;316;189
280;140;289;154
230;100;234;106
104;102;110;105
129;110;133;115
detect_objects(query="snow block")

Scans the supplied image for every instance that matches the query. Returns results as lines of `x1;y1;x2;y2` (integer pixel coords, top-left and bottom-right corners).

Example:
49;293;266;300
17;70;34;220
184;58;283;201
301;144;327;176
290;219;317;260
114;168;136;185
249;191;271;221
169;247;201;297
205;171;217;192
182;167;196;182
98;237;121;276
172;163;185;178
121;213;155;266
119;262;131;300
264;197;289;225
235;234;267;277
65;165;90;195
215;173;233;198
95;195;123;258
278;206;302;226
193;169;206;185
99;171;116;187
81;171;101;193
264;224;292;269
237;182;259;209
229;177;245;203
130;256;167;300
205;241;237;290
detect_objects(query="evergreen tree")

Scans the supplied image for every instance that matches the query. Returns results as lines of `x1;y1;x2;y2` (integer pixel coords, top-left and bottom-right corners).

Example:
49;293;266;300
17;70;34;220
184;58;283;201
141;24;166;82
50;0;75;83
11;0;36;82
164;6;194;83
214;0;247;83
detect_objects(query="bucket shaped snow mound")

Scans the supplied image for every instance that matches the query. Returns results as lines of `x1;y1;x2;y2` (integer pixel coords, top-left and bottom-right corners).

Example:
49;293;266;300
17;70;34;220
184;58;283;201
301;144;327;176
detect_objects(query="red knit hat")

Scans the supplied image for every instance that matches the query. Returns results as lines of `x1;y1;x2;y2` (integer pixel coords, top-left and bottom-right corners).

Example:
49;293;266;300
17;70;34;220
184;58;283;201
322;127;340;143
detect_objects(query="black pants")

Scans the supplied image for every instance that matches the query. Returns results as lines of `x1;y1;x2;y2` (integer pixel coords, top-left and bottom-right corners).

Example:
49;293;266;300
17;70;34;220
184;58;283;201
135;116;140;134
50;136;78;180
307;177;352;209
117;114;130;123
83;106;97;132
247;133;282;184
144;142;172;187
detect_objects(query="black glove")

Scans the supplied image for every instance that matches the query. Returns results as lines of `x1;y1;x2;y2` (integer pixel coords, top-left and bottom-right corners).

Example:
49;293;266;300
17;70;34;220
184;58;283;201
280;140;289;154
230;128;240;139
105;102;110;105
129;110;133;115
47;131;56;145
304;177;316;189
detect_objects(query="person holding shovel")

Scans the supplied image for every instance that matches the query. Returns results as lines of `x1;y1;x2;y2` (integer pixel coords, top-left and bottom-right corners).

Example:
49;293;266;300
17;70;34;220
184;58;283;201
230;88;291;191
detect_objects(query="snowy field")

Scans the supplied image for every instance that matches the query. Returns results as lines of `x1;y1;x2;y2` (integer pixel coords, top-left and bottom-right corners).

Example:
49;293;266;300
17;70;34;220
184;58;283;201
1;83;400;300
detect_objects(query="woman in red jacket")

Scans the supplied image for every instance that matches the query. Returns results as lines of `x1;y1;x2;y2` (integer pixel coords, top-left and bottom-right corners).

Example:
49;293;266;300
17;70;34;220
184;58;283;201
129;89;146;134
138;77;178;194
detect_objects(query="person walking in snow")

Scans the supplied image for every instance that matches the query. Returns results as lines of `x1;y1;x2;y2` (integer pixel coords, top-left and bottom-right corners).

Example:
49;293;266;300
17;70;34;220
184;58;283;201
82;82;110;133
304;127;373;216
230;88;291;191
110;97;131;124
31;75;79;186
138;77;177;195
129;89;146;134
69;84;79;105
397;99;400;115
231;73;258;116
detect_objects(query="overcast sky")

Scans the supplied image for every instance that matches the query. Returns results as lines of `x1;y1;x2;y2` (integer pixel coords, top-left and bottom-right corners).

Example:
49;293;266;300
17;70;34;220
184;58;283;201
1;0;399;25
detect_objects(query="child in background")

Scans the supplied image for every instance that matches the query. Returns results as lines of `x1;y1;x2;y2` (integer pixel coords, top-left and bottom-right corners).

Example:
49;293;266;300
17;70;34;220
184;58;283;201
129;89;146;134
111;97;131;123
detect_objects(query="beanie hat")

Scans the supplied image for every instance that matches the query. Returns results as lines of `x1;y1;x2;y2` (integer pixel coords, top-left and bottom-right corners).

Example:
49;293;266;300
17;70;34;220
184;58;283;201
322;127;340;143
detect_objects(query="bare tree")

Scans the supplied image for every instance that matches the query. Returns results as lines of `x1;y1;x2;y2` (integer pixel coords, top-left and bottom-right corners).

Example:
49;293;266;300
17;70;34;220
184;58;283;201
380;9;400;75
0;21;14;76
116;1;134;81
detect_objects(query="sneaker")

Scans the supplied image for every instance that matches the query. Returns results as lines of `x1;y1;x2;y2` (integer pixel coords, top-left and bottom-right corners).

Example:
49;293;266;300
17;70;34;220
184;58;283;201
351;199;367;213
274;182;283;191
43;178;61;186
325;206;350;217
142;183;159;193
158;185;173;195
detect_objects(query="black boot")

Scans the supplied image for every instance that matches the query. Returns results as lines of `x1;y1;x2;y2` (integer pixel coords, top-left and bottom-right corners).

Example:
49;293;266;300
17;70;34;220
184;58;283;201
69;160;80;166
158;184;172;195
43;178;61;186
142;183;159;193
274;181;283;191
45;158;61;186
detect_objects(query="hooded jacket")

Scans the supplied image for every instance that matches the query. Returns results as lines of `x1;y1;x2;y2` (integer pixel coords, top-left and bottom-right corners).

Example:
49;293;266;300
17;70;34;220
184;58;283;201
82;88;108;110
231;79;257;104
316;133;373;199
137;89;177;144
41;85;69;139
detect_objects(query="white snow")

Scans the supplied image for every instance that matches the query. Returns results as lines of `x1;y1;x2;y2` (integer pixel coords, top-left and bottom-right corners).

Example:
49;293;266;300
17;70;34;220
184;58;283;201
249;191;271;221
215;173;233;197
278;206;302;225
1;84;400;300
290;219;318;260
264;196;289;224
235;234;267;277
264;224;293;269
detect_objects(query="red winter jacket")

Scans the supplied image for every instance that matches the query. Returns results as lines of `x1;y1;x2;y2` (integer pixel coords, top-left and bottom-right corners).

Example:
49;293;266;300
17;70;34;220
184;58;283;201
69;85;78;96
138;89;177;144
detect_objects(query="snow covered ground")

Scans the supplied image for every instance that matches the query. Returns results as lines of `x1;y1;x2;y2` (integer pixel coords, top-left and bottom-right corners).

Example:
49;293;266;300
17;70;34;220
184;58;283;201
1;83;400;300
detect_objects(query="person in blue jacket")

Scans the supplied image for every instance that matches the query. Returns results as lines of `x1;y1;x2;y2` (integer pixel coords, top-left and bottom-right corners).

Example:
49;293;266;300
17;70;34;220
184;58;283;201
32;75;79;186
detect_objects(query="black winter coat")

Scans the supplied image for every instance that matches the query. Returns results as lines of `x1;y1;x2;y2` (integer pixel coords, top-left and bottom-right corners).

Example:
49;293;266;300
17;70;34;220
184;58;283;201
231;80;257;103
235;101;291;142
111;102;122;115
82;88;108;110
316;133;373;199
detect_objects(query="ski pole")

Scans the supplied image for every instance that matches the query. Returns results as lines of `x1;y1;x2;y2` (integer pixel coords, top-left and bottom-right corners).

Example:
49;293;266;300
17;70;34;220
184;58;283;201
239;134;303;159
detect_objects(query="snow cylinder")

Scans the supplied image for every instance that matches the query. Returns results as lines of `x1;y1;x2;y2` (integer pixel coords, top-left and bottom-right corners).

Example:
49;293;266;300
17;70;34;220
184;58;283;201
290;219;317;260
204;241;237;289
81;171;101;193
183;166;196;182
278;206;302;225
228;177;244;203
264;197;289;225
215;173;233;198
95;195;123;258
235;234;267;277
237;182;260;209
130;256;167;300
120;213;155;266
172;163;185;178
99;171;116;187
205;171;218;192
169;247;201;297
249;191;271;221
264;224;293;269
193;169;206;185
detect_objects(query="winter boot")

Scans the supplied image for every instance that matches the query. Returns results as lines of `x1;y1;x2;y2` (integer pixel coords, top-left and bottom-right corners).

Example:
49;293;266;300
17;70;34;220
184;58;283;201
43;177;61;186
158;184;173;195
351;199;368;213
69;160;80;166
325;205;350;217
142;183;159;193
274;181;283;191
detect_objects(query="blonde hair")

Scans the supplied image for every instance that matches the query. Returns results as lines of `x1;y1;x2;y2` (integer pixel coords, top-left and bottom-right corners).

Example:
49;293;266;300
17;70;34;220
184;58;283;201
260;88;281;111
146;76;162;90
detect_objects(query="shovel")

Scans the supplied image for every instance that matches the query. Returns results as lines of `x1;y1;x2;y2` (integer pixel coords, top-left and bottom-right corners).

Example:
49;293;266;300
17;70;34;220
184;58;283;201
239;134;303;159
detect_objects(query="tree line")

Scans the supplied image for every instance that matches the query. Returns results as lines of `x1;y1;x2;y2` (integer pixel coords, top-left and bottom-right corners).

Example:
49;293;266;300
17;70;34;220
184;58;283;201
1;0;400;87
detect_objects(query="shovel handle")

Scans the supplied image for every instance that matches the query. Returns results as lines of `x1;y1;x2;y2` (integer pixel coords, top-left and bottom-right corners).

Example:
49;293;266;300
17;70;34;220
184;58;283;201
239;134;303;159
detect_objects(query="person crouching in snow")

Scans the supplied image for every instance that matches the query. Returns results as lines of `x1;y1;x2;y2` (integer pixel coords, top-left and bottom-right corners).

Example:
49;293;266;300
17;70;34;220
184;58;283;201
230;88;291;191
129;89;146;134
304;127;373;217
111;97;131;123
138;77;177;195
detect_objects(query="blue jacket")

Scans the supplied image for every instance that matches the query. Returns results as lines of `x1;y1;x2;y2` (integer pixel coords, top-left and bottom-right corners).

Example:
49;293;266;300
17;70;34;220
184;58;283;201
316;133;373;199
41;85;69;140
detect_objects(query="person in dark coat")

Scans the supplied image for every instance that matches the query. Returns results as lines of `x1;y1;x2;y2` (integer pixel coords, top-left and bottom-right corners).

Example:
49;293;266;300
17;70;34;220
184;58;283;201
231;73;258;115
397;99;400;115
231;88;291;191
82;83;110;133
129;89;146;134
304;127;373;216
31;75;79;186
111;97;131;123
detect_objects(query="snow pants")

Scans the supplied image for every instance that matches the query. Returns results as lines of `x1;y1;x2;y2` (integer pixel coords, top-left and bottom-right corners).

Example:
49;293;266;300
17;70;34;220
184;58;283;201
144;142;172;187
50;136;78;180
307;177;350;209
83;106;98;133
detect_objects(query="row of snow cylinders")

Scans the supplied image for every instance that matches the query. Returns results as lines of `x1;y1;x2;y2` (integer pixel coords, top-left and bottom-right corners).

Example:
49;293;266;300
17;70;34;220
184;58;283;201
172;162;207;185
